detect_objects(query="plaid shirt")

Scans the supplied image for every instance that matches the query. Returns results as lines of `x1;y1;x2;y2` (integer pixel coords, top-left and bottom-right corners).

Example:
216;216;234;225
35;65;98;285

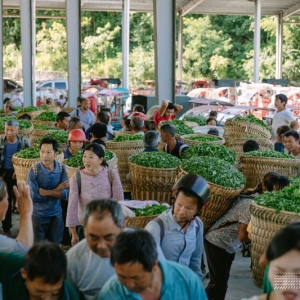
0;134;30;169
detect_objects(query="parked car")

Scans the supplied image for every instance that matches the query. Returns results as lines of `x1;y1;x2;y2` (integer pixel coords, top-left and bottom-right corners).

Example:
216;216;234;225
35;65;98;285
36;79;68;90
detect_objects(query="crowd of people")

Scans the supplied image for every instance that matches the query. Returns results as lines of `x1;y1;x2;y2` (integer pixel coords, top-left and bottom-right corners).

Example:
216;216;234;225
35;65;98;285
0;94;299;299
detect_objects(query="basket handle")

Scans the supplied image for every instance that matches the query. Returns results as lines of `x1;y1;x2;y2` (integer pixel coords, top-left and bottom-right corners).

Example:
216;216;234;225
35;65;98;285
242;125;248;133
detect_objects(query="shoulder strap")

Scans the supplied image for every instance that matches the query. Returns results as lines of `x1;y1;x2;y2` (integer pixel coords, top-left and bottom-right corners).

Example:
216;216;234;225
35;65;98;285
32;162;38;178
194;217;201;237
153;217;164;245
76;170;81;195
178;143;188;157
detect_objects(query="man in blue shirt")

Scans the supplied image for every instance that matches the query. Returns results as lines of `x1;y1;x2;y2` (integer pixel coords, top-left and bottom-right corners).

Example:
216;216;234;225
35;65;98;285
0;119;30;236
27;137;69;244
143;130;160;152
98;229;207;300
146;174;210;279
160;123;189;158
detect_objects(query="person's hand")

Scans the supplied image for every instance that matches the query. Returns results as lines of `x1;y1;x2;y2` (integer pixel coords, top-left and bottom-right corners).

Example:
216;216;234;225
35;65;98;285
12;172;16;179
55;181;69;191
71;232;79;246
13;181;33;216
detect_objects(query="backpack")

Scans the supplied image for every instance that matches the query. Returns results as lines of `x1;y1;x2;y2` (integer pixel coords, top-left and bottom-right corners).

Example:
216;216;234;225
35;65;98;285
154;215;202;245
75;167;113;196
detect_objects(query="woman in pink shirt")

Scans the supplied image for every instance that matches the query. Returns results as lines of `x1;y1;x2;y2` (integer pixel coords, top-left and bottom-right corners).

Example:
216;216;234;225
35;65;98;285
66;143;124;245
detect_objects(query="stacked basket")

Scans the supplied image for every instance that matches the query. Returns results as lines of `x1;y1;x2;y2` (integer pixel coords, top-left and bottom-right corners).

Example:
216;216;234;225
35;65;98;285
125;214;159;229
225;138;274;161
224;118;271;140
106;140;144;192
12;151;64;182
250;202;300;287
240;153;300;189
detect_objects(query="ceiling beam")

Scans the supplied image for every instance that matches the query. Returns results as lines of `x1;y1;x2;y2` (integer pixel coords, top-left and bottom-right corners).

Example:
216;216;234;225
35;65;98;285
181;0;205;16
282;2;300;18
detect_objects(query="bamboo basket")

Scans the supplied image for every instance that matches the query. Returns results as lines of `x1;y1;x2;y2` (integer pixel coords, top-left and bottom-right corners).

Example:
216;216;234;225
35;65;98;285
183;121;199;128
106;140;144;192
32;129;61;138
180;168;244;232
129;162;179;204
17;110;44;118
180;133;225;146
64;152;118;179
125;214;158;228
114;131;133;138
12;152;64;182
224;119;272;140
61;107;76;113
240;155;300;189
225;138;274;161
250;202;300;287
43;107;61;113
31;120;57;127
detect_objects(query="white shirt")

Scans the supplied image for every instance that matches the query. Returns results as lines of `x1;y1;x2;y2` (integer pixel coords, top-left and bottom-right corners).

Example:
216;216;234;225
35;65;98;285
272;109;295;135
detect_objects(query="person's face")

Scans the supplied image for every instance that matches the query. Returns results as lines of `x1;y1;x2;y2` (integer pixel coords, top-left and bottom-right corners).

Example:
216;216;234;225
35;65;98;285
81;99;91;111
5;125;18;142
283;136;299;152
164;109;175;118
4;103;10;114
207;119;217;126
84;212;123;257
70;141;83;153
58;117;70;129
275;98;285;110
40;144;57;168
83;150;103;171
269;249;300;300
20;271;63;300
173;191;199;223
0;189;9;221
160;131;169;143
115;262;158;293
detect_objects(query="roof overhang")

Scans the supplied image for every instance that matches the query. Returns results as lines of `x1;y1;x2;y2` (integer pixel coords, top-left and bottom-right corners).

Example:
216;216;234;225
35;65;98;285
3;0;300;17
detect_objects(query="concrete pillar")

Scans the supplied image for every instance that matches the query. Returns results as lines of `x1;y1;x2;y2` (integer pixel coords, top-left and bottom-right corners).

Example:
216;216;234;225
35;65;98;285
0;0;3;107
66;0;81;108
122;0;130;90
153;0;176;104
276;14;283;79
253;0;261;83
178;13;183;82
20;0;36;106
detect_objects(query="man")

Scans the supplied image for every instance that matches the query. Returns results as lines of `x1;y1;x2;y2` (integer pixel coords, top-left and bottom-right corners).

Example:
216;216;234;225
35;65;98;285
11;90;23;107
46;97;55;107
283;130;300;158
160;123;189;159
153;99;183;126
0;119;30;236
90;122;107;149
98;230;208;300
0;242;79;299
209;111;218;119
27;137;69;244
86;111;112;141
130;116;145;135
67;199;164;300
0;180;33;254
146;174;209;279
143;130;160;152
68;117;85;132
3;101;16;116
56;111;71;130
272;94;300;149
70;97;96;132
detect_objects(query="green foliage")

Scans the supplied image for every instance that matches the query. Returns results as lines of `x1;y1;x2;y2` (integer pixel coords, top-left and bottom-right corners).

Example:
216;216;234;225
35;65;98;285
129;152;181;169
243;150;296;159
134;204;168;216
181;156;245;189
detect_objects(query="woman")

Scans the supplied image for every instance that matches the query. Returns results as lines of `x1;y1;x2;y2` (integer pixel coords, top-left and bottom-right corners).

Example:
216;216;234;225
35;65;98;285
242;222;300;300
66;143;124;245
63;129;86;159
205;172;289;300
